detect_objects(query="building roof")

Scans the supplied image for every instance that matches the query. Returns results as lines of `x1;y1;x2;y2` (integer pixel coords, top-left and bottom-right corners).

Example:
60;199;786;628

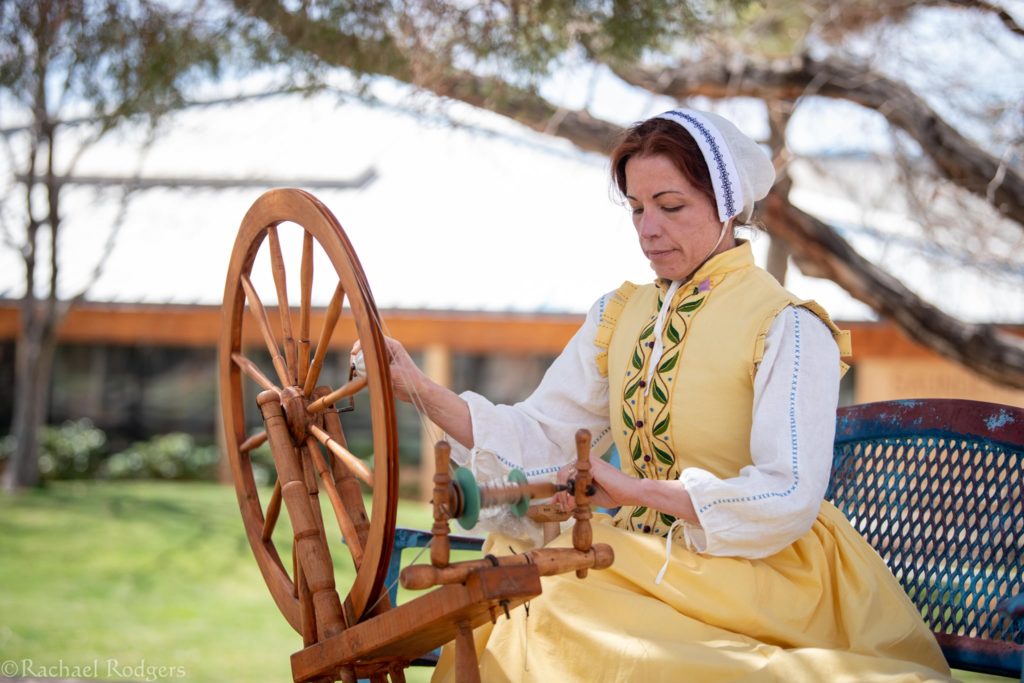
1;86;1020;323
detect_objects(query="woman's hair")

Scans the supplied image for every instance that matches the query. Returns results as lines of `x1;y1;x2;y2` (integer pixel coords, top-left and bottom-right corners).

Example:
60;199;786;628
610;117;716;210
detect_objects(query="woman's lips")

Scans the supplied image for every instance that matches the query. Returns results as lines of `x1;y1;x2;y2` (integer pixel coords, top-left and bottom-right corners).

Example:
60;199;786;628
646;248;674;259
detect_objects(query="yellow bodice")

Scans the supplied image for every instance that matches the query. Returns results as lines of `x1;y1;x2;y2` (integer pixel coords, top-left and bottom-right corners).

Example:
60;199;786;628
594;241;850;536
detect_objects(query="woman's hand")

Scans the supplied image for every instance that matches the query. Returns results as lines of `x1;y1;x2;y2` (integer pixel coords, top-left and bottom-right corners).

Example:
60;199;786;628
553;457;632;511
351;336;475;448
351;336;429;404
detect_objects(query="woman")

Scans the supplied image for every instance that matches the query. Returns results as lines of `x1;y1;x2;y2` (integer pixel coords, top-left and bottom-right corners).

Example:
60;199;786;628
376;109;952;682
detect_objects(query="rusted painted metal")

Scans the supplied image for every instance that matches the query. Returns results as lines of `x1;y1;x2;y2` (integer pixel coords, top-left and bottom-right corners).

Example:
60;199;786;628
831;399;1024;679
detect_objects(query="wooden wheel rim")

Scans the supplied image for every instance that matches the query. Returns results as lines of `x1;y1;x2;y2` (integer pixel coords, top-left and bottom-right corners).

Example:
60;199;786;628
218;188;398;632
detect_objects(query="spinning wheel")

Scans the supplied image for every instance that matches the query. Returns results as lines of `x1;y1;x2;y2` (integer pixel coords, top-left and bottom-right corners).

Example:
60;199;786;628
219;188;398;635
220;189;613;682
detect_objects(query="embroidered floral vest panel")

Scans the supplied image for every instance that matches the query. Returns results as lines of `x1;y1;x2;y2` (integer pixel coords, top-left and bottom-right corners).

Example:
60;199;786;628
596;242;850;536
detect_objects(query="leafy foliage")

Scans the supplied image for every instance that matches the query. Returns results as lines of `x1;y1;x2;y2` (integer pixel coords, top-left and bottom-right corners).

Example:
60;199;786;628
103;433;222;481
1;419;107;480
231;0;753;87
0;1;236;125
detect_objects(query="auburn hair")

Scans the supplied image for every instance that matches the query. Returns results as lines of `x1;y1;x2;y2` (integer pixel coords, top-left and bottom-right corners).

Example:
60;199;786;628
610;117;716;210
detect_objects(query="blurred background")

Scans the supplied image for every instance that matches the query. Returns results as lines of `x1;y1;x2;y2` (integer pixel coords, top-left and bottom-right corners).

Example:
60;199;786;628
0;1;1021;681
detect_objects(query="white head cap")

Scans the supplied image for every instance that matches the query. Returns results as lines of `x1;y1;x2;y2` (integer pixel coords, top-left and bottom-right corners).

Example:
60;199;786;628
655;109;776;224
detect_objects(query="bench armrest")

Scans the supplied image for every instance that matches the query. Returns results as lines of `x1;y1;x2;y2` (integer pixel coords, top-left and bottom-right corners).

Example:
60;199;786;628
386;527;485;605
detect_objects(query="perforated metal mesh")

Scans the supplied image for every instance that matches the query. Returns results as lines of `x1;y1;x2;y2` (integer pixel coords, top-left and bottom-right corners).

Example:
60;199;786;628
827;435;1024;644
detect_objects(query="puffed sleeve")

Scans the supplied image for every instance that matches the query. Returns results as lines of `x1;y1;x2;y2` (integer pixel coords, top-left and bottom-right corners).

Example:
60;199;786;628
679;306;840;558
448;293;614;482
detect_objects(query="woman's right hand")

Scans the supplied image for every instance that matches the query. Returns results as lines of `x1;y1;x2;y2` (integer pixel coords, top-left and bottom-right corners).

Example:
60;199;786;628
351;336;430;404
554;461;617;511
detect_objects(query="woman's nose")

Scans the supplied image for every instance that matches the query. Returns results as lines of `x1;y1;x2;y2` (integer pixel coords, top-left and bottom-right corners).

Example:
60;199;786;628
638;210;660;238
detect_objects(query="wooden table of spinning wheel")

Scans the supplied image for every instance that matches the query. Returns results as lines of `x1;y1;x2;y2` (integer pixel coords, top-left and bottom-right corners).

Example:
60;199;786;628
219;189;614;683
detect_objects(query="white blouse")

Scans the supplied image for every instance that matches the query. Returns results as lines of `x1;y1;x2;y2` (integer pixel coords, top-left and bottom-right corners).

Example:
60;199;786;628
447;292;841;559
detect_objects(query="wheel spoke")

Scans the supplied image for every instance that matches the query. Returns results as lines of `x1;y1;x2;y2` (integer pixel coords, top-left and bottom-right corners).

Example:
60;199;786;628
302;281;345;396
240;273;291;389
298;230;314;388
306;436;365;568
266;226;298;386
262;480;282;542
306;376;367;415
232;353;281;393
240;430;268;453
309;423;374;487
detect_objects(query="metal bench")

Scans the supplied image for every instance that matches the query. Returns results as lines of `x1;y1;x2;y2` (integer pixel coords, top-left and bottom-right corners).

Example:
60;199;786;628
830;399;1023;679
389;398;1024;678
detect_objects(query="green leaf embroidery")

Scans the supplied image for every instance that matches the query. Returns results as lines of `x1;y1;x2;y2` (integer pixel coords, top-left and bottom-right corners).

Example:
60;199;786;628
640;322;655;339
658;353;679;373
666;322;681;344
622;409;635;430
679;297;705;313
631;348;643;370
631;439;642;461
653;443;674;465
659;512;677;527
624;379;641;400
652;416;670;437
631;505;648;518
651;381;668;404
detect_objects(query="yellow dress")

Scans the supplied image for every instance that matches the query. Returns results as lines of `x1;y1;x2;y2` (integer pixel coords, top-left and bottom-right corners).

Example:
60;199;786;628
434;244;952;682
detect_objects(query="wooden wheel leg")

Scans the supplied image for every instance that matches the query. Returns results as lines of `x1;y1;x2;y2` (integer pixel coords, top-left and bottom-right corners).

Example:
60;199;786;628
388;664;407;683
454;620;481;683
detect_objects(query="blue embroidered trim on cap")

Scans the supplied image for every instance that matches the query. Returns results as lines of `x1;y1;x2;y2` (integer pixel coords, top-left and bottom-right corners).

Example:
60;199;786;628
667;111;736;219
659;110;738;220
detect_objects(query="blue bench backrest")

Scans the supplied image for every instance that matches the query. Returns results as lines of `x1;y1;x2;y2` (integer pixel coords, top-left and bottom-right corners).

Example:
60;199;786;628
829;399;1024;678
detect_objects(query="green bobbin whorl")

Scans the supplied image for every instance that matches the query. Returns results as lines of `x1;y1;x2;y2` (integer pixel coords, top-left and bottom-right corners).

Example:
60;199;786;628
453;466;480;530
508;469;529;518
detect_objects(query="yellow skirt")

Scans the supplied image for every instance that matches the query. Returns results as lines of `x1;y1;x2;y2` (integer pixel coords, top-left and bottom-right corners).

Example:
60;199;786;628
433;504;953;682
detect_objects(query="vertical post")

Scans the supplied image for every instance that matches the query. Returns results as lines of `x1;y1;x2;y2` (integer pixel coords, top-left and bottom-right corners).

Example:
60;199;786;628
454;619;481;683
431;440;452;568
419;343;452;501
257;390;346;637
572;429;593;578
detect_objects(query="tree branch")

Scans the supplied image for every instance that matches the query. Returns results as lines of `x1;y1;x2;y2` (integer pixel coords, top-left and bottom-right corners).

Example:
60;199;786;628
926;0;1024;37
608;53;1024;229
761;188;1024;388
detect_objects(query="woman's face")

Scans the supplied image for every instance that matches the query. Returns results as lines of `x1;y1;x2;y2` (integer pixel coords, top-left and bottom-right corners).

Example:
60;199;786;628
624;153;733;281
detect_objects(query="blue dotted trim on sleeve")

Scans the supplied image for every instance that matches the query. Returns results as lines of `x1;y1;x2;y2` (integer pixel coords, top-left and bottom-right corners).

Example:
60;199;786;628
662;111;736;219
697;308;801;514
489;451;563;478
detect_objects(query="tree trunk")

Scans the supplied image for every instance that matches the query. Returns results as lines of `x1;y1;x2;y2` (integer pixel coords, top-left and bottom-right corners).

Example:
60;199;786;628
2;304;58;491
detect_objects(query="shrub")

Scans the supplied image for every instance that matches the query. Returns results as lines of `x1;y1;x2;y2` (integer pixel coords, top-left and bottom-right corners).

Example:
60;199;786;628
0;419;108;480
104;433;219;481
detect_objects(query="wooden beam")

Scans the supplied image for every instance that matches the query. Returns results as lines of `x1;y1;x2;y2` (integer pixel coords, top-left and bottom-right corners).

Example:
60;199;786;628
0;300;1019;360
0;301;586;354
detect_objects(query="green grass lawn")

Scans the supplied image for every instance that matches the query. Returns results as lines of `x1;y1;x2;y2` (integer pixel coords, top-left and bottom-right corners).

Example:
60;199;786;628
0;481;1010;682
0;481;442;683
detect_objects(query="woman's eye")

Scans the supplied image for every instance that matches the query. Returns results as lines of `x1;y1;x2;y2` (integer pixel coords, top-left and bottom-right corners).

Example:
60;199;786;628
662;205;683;213
631;206;643;216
